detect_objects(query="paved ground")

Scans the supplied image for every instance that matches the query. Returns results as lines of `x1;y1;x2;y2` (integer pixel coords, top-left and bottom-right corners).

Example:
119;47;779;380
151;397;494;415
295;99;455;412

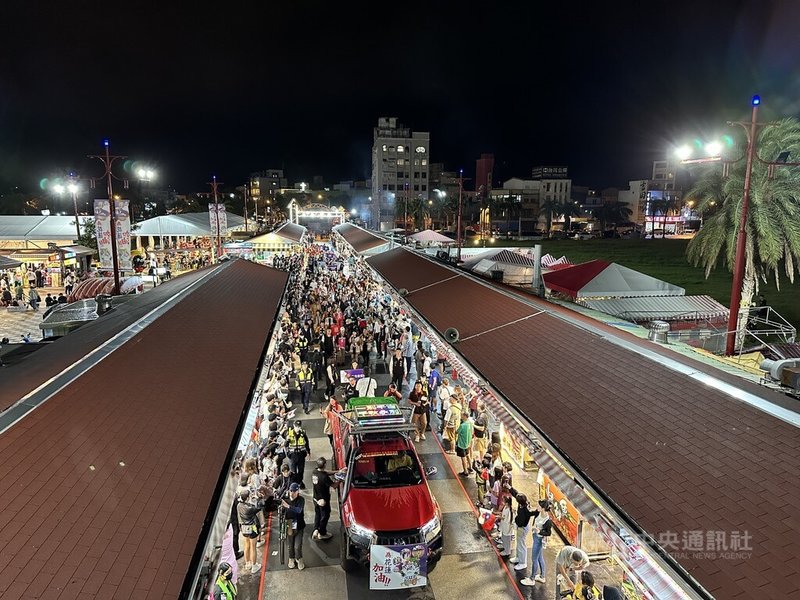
235;361;621;600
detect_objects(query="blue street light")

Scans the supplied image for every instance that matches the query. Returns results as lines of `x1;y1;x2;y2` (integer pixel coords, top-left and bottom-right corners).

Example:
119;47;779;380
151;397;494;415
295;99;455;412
752;95;761;106
103;138;109;147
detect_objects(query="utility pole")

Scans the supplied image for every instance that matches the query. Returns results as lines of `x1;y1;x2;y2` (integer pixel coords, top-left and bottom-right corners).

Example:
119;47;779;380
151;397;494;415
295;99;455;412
88;139;127;296
243;183;249;234
207;176;223;261
456;169;467;264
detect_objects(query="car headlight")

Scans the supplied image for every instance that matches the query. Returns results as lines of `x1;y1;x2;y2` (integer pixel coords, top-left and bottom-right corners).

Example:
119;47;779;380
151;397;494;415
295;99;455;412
421;515;441;543
348;521;374;547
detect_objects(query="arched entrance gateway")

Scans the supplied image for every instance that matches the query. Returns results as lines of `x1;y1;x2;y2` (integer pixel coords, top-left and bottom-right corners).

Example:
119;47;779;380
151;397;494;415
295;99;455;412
289;202;348;239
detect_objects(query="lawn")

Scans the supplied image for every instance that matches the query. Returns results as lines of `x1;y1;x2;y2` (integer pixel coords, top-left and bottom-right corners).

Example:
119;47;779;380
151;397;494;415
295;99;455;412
492;238;800;332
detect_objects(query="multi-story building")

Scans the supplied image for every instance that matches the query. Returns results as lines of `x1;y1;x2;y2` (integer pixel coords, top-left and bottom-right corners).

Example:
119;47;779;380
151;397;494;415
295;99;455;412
250;169;287;211
618;157;686;233
371;117;430;231
475;153;494;197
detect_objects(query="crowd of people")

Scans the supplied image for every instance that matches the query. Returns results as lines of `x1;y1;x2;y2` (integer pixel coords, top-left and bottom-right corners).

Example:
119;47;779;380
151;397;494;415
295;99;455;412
216;236;626;600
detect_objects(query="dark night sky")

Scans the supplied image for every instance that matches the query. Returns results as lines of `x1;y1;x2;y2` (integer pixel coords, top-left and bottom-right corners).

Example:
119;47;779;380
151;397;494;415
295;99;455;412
1;1;799;194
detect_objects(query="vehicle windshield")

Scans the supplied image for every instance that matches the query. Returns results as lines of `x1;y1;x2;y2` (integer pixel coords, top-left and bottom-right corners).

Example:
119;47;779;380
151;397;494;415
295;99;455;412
350;449;423;488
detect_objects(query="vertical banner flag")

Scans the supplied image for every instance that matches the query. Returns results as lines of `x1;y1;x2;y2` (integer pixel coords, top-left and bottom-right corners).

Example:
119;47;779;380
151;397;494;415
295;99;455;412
115;200;132;270
208;203;218;237
94;200;113;268
208;203;228;236
369;544;428;590
218;205;228;235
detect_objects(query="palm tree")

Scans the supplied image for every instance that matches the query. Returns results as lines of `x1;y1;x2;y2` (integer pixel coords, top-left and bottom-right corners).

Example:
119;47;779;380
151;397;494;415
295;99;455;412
687;116;800;322
539;199;561;236
591;201;633;236
558;200;582;234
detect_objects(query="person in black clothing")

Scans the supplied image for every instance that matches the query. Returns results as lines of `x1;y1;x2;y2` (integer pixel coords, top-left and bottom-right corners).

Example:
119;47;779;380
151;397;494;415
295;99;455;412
343;375;359;408
272;463;292;500
390;348;405;391
321;327;335;361
228;491;245;560
237;489;264;574
311;456;339;541
281;483;307;570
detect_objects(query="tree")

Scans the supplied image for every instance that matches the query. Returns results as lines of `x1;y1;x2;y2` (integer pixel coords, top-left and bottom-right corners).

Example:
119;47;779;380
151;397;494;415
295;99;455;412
538;199;561;236
558;200;582;233
686;116;800;318
75;217;97;250
591;201;633;235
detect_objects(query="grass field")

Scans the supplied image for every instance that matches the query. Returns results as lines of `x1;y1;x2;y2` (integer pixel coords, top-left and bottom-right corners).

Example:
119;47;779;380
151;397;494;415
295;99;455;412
492;238;800;331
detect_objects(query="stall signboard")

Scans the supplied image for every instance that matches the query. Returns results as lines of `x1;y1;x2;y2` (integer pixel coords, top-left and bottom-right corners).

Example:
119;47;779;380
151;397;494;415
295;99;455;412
539;473;580;546
115;200;132;270
369;543;428;590
340;368;364;382
94;200;113;268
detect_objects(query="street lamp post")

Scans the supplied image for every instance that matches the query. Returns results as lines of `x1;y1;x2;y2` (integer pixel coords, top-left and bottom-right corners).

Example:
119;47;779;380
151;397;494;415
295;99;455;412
456;169;464;263
677;95;800;355
54;176;82;241
136;167;156;222
88;140;126;296
725;98;760;356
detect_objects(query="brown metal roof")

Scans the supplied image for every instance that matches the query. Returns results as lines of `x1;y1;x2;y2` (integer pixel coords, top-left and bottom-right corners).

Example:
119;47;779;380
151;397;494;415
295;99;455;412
366;248;800;600
0;267;213;411
333;223;388;252
273;221;306;242
0;259;287;600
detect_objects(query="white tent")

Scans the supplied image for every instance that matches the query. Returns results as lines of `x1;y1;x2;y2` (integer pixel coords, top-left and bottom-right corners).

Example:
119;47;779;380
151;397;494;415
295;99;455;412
133;212;246;237
409;229;453;244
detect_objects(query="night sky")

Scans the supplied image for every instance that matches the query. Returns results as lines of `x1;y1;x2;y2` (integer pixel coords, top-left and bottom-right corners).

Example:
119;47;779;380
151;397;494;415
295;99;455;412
1;1;798;194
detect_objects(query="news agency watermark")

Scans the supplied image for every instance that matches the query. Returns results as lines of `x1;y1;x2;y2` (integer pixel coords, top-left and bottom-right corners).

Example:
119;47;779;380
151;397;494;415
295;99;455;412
648;530;753;561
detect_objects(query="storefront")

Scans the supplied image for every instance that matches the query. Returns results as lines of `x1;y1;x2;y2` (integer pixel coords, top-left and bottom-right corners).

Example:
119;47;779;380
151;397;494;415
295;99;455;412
6;245;94;288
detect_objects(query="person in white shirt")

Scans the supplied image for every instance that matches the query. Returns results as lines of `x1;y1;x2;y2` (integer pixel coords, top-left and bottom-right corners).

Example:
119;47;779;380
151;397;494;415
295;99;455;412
437;378;452;424
355;366;378;397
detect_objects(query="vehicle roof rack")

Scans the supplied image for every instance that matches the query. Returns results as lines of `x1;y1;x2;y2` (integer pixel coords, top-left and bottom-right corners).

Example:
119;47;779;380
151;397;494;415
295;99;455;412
333;399;418;436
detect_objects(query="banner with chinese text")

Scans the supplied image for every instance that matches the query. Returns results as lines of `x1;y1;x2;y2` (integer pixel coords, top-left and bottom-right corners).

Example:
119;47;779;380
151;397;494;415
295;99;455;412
114;200;132;270
369;543;427;590
94;200;113;268
209;203;228;236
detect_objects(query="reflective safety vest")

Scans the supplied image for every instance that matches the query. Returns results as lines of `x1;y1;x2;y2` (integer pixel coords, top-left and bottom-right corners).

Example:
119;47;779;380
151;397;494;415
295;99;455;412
215;576;237;600
295;337;308;351
297;369;313;388
287;428;307;451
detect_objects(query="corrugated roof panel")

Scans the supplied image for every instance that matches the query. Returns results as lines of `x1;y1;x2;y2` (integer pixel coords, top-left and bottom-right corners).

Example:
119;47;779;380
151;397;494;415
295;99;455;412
582;295;729;321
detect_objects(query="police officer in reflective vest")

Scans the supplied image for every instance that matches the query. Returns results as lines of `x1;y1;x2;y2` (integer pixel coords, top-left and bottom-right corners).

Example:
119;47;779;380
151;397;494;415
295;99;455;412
212;562;237;600
294;334;309;363
285;419;311;489
297;361;315;415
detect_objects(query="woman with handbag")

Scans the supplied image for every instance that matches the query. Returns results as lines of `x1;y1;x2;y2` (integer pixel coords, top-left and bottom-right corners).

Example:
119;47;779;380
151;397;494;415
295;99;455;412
521;499;553;586
237;489;263;574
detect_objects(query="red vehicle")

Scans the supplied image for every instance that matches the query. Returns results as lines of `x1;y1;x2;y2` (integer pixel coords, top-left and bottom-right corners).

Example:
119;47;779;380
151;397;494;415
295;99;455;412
331;397;443;572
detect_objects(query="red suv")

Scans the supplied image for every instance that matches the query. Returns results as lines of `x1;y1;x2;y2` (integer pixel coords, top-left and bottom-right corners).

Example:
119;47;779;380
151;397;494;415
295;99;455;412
331;397;443;571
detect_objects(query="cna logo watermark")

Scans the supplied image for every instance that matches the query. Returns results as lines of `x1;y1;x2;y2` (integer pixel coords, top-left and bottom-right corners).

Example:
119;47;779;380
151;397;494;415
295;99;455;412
650;530;753;560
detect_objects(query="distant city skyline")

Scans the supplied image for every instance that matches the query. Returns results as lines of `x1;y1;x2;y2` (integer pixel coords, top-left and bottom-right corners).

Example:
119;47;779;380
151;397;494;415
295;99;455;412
2;2;798;193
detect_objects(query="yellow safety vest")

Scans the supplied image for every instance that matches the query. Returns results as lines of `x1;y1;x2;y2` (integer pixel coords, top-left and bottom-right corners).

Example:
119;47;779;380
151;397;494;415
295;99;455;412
215;576;237;600
287;428;307;450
